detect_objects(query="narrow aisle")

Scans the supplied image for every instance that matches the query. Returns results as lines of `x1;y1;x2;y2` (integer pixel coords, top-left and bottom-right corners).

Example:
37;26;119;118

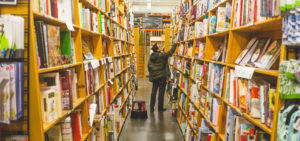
119;78;184;141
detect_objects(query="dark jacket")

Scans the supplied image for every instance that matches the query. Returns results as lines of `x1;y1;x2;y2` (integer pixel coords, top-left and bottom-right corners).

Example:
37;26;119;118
148;44;177;82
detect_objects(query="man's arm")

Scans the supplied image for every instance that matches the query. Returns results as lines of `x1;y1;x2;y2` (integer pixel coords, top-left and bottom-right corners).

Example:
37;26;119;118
158;44;178;58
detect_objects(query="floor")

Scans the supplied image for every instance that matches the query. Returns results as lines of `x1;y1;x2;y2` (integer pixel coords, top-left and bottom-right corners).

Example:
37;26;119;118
118;78;184;141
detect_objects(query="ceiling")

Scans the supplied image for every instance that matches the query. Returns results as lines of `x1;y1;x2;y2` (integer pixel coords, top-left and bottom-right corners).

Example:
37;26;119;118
131;0;179;14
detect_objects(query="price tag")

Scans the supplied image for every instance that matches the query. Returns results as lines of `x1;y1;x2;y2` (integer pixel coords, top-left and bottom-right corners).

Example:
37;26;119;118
91;59;100;69
66;22;75;31
84;61;89;71
234;65;255;79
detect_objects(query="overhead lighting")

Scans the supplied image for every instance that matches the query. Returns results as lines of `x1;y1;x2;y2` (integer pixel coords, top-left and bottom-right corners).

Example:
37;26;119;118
147;3;151;10
147;0;151;2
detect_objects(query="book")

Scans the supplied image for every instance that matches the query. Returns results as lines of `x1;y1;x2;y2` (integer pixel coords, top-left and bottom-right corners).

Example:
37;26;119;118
61;117;73;141
47;24;61;67
216;7;226;32
60;70;73;110
39;72;62;122
60;31;73;65
71;112;82;141
247;38;271;67
235;38;257;65
255;40;281;69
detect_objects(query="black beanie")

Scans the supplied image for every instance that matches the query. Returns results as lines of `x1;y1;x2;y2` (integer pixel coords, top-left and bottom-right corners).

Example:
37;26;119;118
151;43;158;52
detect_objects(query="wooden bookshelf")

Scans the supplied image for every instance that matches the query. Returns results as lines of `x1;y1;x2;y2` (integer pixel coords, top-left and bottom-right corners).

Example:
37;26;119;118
29;0;136;140
171;0;284;140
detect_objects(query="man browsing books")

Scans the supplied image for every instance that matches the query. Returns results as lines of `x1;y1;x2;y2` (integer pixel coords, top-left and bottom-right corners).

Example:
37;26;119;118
148;43;178;112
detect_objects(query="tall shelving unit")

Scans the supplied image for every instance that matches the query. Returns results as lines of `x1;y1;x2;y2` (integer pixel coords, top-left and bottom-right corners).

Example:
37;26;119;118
0;0;30;139
29;0;136;140
170;0;284;141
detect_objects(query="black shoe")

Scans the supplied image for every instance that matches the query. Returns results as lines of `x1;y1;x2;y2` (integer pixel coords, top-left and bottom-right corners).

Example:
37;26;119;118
150;108;154;112
158;108;167;112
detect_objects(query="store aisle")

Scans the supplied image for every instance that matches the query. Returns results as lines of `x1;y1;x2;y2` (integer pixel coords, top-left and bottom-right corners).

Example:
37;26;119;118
119;78;184;141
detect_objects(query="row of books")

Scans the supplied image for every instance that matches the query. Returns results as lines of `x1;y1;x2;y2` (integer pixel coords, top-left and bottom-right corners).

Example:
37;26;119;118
100;14;111;36
232;0;279;28
225;108;270;141
212;36;228;62
235;38;281;70
45;112;82;141
39;69;78;122
209;3;232;34
113;41;124;56
195;19;208;38
34;0;74;24
0;15;25;59
0;63;24;124
194;41;205;59
35;21;76;68
207;63;226;96
223;69;275;128
78;3;98;32
174;78;272;141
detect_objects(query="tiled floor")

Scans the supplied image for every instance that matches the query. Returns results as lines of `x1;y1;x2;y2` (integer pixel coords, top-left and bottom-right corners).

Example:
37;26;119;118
118;78;184;141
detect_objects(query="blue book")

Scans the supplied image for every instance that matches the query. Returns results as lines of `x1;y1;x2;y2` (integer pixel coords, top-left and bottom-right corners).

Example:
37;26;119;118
17;62;24;120
213;65;221;93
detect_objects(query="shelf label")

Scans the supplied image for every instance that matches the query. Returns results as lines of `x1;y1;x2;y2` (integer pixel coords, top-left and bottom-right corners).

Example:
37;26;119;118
66;22;75;31
91;59;100;69
234;65;255;79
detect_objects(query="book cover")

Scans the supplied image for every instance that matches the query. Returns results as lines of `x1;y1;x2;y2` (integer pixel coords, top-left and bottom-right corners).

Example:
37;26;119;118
238;79;248;111
71;112;82;141
0;65;11;124
235;38;257;65
216;7;226;32
60;31;72;65
61;117;73;140
60;70;73;110
47;24;61;67
247;38;271;67
255;40;281;69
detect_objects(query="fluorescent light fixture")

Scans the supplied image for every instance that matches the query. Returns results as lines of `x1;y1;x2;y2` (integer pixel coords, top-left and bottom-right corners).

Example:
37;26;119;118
147;3;151;10
146;0;151;2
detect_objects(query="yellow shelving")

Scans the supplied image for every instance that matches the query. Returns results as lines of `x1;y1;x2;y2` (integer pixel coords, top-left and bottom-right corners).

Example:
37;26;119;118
172;0;283;140
29;0;135;140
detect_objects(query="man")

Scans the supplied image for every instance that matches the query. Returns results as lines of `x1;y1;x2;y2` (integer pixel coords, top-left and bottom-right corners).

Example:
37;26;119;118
148;43;178;112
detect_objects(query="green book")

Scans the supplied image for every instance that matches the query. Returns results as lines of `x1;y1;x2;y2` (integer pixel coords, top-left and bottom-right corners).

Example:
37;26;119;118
60;31;72;64
99;12;103;34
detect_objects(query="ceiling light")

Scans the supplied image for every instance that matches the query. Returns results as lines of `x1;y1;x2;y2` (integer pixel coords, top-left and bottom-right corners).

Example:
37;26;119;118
147;3;151;10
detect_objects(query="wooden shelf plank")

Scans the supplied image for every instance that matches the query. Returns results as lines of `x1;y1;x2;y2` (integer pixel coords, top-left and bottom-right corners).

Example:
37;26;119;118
43;97;86;132
227;64;279;77
38;62;83;74
79;0;99;11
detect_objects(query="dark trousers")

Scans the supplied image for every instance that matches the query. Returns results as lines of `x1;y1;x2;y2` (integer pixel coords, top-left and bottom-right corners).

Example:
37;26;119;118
150;77;167;110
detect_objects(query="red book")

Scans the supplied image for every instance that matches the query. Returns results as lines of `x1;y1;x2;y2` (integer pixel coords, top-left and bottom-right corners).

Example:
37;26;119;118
71;112;81;141
254;0;257;23
233;79;237;106
239;0;243;27
240;135;248;141
53;0;58;18
46;0;49;15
